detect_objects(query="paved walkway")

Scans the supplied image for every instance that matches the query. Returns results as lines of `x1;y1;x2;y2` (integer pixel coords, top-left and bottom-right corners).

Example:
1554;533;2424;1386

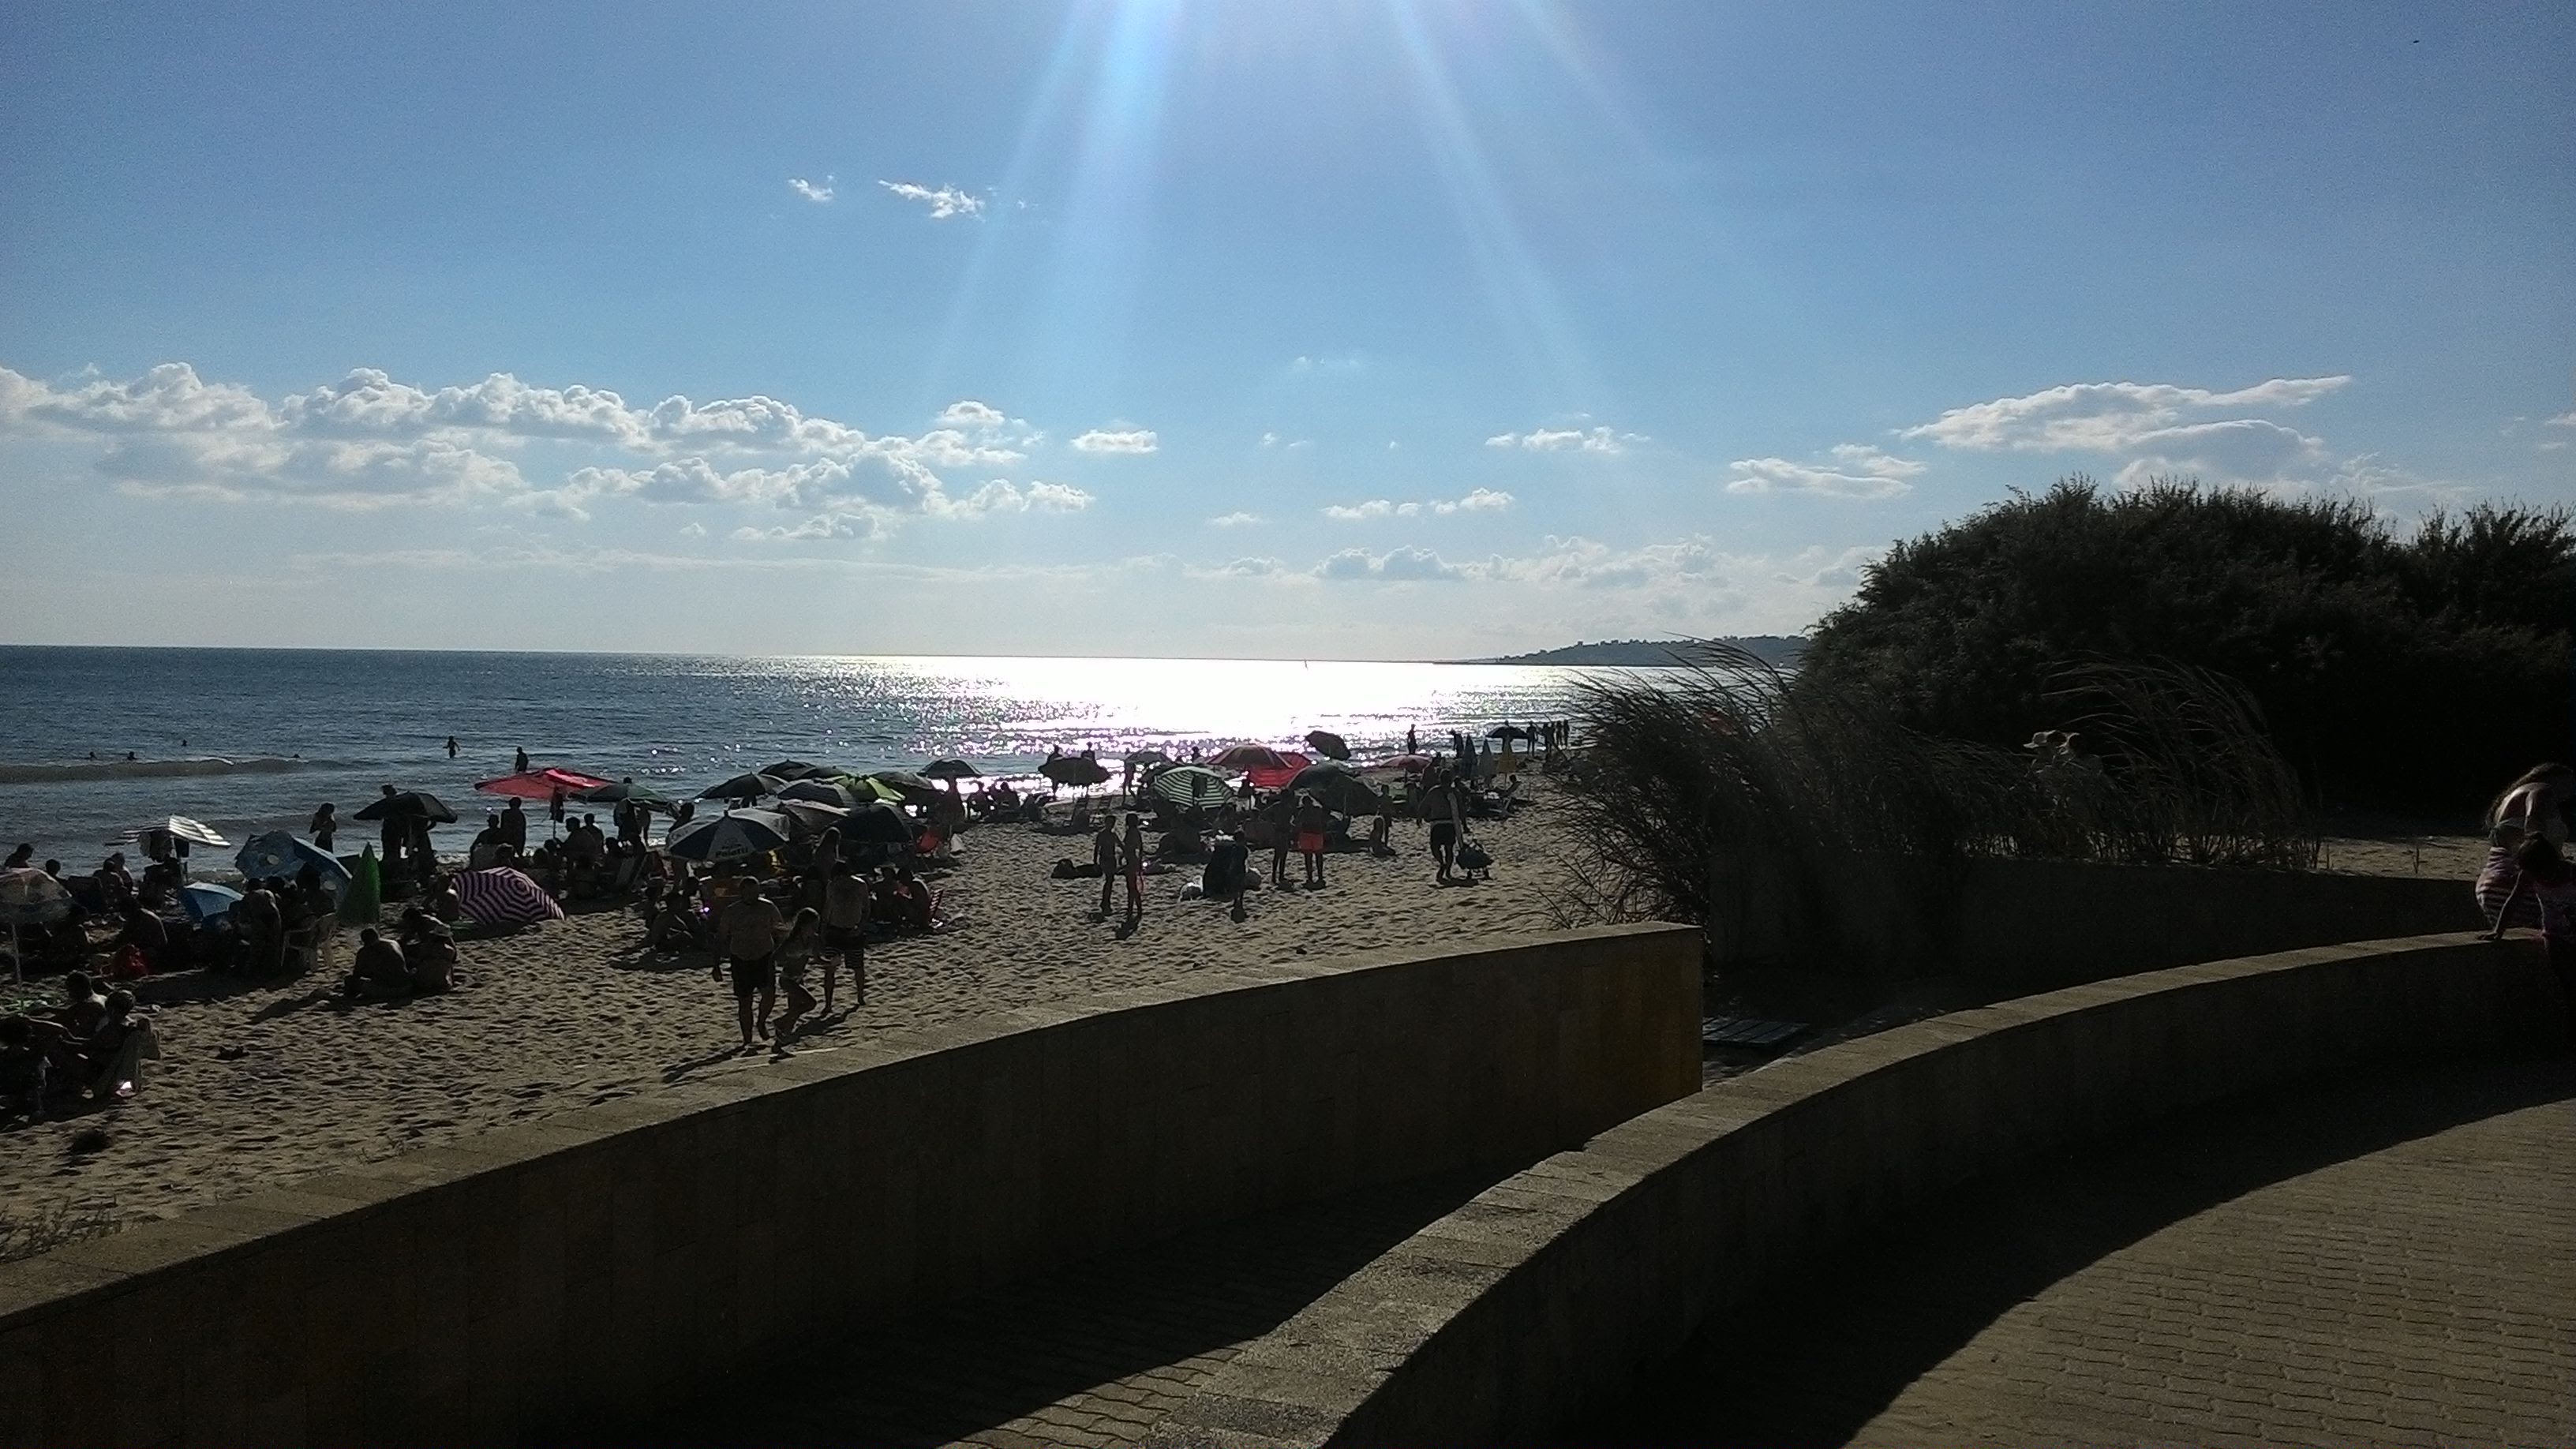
1594;1053;2576;1447
584;1168;1501;1449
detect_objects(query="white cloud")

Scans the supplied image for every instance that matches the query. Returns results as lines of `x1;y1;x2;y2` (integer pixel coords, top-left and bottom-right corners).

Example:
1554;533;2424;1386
921;479;1094;518
1724;451;1919;499
2547;410;2576;429
1208;511;1264;527
1321;489;1514;521
1256;431;1309;450
878;181;984;219
1901;376;2349;452
938;400;1008;430
1071;427;1158;455
0;360;1031;523
2106;418;2329;489
788;176;834;204
1317;545;1465;582
1485;425;1640;455
679;522;707;537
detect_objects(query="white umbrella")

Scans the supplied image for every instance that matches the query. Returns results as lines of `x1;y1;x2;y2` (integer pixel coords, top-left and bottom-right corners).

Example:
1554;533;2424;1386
110;815;230;849
0;867;73;982
665;809;793;862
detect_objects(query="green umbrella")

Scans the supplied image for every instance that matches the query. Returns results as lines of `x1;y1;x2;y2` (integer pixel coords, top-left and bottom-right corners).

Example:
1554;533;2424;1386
339;844;383;925
1149;766;1236;811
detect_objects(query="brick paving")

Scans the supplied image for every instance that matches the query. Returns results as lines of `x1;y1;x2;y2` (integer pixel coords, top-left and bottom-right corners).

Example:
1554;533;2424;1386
1596;1053;2576;1448
590;1167;1501;1448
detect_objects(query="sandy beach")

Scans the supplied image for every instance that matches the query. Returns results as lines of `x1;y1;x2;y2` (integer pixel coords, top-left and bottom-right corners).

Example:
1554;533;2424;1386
2;787;1587;1242
0;774;2491;1250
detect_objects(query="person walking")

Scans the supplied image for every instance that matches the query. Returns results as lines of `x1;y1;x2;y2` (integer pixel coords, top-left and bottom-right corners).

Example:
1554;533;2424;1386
714;878;785;1050
1121;813;1148;932
1428;770;1466;884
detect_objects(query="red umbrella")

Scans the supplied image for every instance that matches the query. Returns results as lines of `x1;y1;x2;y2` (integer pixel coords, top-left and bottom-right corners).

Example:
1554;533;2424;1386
1210;744;1294;771
474;766;610;801
1244;752;1311;792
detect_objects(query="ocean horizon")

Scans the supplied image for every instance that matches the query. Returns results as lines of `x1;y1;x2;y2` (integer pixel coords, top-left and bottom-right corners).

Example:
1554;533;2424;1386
0;645;1656;869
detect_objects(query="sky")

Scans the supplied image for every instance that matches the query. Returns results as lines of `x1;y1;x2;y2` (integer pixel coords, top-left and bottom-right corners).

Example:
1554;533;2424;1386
2;0;2570;660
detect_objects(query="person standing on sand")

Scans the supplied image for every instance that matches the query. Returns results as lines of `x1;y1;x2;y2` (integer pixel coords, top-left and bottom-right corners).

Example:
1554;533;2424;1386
1294;792;1330;890
715;878;786;1050
1093;816;1121;919
822;861;870;1009
1121;813;1148;931
1428;771;1466;884
500;799;528;856
375;785;405;869
1267;795;1294;890
770;908;823;1044
310;803;337;852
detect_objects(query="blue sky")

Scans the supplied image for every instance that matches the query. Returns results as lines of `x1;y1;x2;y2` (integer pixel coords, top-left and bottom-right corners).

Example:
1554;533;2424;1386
2;0;2569;658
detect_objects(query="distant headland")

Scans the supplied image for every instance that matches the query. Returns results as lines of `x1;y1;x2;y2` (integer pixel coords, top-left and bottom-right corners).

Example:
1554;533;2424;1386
1459;635;1807;668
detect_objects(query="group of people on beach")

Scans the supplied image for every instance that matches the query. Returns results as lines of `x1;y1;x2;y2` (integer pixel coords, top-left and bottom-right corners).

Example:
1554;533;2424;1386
0;972;158;1124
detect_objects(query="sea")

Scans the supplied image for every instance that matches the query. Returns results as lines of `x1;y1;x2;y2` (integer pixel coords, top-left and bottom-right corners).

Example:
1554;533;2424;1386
0;646;1653;871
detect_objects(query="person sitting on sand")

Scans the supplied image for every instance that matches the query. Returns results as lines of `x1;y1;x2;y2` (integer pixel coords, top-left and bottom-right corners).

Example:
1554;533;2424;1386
115;904;169;975
889;865;934;934
1368;809;1395;858
716;880;786;1048
49;972;108;1038
470;814;507;869
347;928;410;995
78;990;158;1099
822;862;870;1009
1294;793;1330;889
1206;833;1251;923
92;853;136;914
398;908;459;993
770;908;824;1043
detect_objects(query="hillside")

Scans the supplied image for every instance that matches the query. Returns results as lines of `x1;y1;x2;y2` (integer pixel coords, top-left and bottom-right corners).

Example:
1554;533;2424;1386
1466;636;1807;668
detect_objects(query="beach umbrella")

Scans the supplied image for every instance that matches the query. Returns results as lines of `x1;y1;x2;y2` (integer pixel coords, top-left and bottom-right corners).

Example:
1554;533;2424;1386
923;759;980;784
0;867;73;982
1286;761;1387;814
1243;752;1311;792
777;778;863;808
665;809;793;862
354;792;458;824
575;780;676;811
340;847;383;925
837;799;915;846
451;867;567;927
1486;724;1533;741
0;868;73;927
178;882;244;924
773;799;852;837
474;766;609;802
1211;744;1293;772
760;760;827;781
1364;753;1437;774
1148;766;1235;811
1039;755;1110;788
111;815;230;848
234;831;353;902
697;772;784;803
1303;730;1352;761
1122;748;1170;768
866;769;947;805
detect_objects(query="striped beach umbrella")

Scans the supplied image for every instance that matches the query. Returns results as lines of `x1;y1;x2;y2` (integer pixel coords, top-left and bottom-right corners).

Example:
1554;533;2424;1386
451;867;566;927
665;809;792;862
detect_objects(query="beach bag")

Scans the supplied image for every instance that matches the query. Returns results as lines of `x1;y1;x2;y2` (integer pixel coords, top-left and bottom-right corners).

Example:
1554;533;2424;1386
1456;842;1492;873
107;944;152;980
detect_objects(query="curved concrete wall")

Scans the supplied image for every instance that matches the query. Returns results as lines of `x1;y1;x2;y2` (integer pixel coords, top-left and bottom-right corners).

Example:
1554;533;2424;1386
0;923;1701;1448
1149;933;2561;1447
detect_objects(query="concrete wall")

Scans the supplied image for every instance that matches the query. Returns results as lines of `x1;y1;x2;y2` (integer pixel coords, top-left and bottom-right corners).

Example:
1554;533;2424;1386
1149;933;2560;1447
0;923;1701;1449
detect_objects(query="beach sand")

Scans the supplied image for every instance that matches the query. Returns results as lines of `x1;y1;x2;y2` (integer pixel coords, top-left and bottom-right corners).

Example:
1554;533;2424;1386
2;789;1582;1240
0;785;2489;1246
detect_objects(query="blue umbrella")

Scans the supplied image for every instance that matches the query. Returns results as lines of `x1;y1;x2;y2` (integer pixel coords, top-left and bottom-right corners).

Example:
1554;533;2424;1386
235;831;352;903
179;882;244;923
